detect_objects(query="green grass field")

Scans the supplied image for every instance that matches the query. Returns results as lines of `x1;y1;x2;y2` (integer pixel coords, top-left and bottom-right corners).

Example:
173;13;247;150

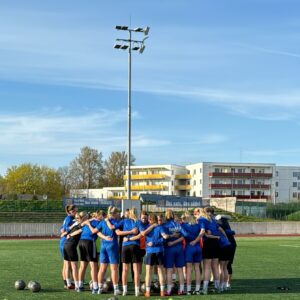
1;237;300;299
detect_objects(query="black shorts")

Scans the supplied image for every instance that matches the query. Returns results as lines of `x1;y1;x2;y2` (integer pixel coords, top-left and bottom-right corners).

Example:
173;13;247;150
63;241;79;261
219;245;232;261
78;239;97;262
122;244;142;263
202;238;220;259
139;249;146;258
144;252;164;266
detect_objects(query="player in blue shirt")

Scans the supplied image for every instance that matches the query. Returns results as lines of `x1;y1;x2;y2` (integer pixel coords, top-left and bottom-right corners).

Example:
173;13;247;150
163;209;188;296
60;204;77;289
193;207;228;294
181;212;202;295
134;213;169;297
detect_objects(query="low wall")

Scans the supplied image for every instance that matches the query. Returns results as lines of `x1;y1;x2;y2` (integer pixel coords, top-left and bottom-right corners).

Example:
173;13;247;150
0;223;61;237
1;222;300;237
230;222;300;235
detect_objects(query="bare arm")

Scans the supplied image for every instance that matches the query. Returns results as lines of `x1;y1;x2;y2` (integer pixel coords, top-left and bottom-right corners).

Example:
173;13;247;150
97;232;113;241
140;224;157;236
115;227;138;236
66;228;82;239
167;236;184;247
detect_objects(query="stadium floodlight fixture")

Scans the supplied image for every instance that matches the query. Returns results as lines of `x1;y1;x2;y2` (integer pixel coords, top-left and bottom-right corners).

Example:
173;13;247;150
120;45;129;50
115;25;129;31
134;27;144;32
143;26;150;35
114;44;122;49
132;45;140;51
139;44;145;53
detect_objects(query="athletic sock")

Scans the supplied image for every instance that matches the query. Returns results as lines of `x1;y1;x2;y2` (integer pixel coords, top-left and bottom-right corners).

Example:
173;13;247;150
160;285;165;292
92;282;98;290
75;281;79;289
167;285;172;293
146;286;151;292
114;284;119;291
214;280;220;289
187;285;191;292
98;283;103;289
195;283;201;291
180;284;185;292
78;281;83;288
203;281;209;290
123;285;127;292
66;278;72;286
135;286;140;295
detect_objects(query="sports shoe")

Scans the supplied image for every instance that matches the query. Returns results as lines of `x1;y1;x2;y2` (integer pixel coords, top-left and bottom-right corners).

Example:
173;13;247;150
136;291;140;297
92;288;98;294
144;291;151;297
193;290;200;295
178;291;186;296
97;288;103;294
114;290;122;296
187;291;192;295
77;287;84;292
164;291;172;296
123;291;127;296
201;288;208;295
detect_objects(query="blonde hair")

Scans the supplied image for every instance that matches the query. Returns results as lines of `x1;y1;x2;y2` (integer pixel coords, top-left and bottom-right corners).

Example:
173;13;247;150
165;209;174;221
94;210;106;219
76;211;89;222
107;206;119;218
201;207;211;221
128;208;138;221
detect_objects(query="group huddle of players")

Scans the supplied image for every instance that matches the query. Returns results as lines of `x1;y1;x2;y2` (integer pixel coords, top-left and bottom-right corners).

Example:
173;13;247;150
59;205;236;296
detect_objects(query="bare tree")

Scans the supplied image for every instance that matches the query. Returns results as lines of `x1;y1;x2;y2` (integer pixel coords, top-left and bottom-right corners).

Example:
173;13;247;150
104;151;135;187
68;146;105;189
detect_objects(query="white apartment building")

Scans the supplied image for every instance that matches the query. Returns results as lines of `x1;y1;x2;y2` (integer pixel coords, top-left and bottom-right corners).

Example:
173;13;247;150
70;162;300;204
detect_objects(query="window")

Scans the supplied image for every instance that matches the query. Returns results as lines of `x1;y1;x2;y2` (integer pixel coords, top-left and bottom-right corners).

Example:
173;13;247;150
293;182;297;187
237;179;245;185
276;171;279;176
232;191;236;196
171;170;174;175
199;179;202;184
275;182;278;187
215;179;220;184
199;190;202;196
171;181;174;186
199;168;202;173
238;168;245;173
251;169;255;173
251;180;255;185
215;168;220;173
293;192;297;198
194;169;196;175
250;191;255;196
231;168;235;173
193;180;196;185
275;192;278;197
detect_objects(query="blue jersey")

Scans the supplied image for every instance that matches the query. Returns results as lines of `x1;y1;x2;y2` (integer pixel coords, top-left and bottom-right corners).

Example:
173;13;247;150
145;225;165;254
122;218;139;247
62;215;75;232
137;220;149;232
97;218;123;245
181;222;201;243
198;217;219;235
80;219;100;241
163;220;187;248
219;234;231;248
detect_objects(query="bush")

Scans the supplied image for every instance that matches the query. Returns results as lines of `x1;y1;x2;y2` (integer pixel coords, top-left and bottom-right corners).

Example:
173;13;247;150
0;200;64;212
286;211;300;221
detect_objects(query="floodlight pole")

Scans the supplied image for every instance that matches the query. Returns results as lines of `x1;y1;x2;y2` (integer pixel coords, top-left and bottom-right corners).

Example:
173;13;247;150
114;26;149;207
127;30;132;204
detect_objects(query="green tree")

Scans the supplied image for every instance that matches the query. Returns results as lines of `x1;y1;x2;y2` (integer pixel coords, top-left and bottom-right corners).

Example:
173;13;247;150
5;163;62;199
68;146;105;189
104;151;135;187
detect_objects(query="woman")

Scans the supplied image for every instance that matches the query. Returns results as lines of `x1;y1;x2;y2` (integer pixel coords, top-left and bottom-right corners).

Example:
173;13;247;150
77;212;101;294
193;207;226;295
96;206;135;296
181;211;202;295
216;215;236;290
163;209;187;296
117;208;141;296
60;204;77;289
63;211;88;291
136;213;169;297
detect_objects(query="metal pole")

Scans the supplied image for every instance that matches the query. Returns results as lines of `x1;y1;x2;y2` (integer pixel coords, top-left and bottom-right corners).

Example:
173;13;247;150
128;30;132;204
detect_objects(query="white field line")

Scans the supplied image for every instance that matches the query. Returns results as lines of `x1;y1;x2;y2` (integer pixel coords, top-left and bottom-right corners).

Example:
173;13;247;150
279;244;300;248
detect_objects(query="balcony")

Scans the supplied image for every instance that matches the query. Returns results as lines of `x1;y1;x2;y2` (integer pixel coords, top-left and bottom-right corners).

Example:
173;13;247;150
208;172;273;178
108;195;139;200
210;195;271;200
123;174;166;180
125;185;167;191
175;174;192;179
209;184;271;189
175;185;192;190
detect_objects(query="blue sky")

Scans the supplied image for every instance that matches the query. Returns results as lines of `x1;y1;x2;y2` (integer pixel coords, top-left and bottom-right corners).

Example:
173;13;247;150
1;0;300;174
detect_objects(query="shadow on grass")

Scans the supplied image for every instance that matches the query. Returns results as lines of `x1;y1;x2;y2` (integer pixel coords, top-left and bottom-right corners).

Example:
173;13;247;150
230;278;300;294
